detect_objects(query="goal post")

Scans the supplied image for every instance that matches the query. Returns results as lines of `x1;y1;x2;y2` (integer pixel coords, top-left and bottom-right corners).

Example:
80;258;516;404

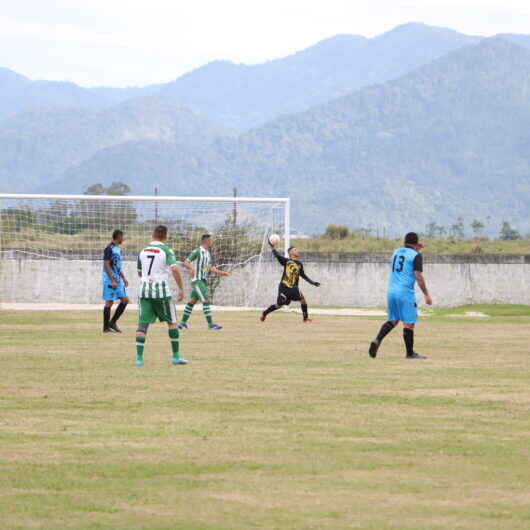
0;193;290;308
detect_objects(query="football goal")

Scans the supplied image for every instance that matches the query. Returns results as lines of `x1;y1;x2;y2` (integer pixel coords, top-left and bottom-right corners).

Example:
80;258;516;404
0;193;290;308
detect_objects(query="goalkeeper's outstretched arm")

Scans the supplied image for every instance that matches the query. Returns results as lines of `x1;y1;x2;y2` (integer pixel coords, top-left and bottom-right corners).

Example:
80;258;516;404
269;240;288;266
300;266;320;287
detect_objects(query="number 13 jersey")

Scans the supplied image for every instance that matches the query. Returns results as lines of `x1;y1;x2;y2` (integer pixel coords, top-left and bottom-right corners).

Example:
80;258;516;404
137;241;178;299
388;247;423;293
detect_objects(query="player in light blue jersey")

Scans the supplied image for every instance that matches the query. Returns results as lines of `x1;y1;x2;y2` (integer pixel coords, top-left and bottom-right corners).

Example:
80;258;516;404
102;229;129;333
369;232;432;359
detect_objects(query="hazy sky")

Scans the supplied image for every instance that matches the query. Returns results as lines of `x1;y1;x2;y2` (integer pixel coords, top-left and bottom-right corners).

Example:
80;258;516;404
1;0;530;87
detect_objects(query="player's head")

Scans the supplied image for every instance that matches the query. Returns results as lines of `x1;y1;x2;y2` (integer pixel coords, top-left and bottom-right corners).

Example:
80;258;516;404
404;232;422;250
288;246;299;259
112;229;124;244
201;234;212;248
153;225;168;242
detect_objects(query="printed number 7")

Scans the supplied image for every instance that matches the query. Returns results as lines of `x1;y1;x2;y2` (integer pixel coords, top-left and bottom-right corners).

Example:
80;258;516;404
147;255;155;275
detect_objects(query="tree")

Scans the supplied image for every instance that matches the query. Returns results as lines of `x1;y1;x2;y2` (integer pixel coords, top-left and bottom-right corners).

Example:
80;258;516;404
81;182;136;228
425;222;446;238
470;219;484;237
499;221;520;240
450;217;465;239
324;225;350;240
84;183;106;195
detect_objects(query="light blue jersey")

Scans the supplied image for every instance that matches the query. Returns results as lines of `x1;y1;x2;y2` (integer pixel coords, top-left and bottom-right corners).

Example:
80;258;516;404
387;246;423;324
102;243;122;283
388;247;422;293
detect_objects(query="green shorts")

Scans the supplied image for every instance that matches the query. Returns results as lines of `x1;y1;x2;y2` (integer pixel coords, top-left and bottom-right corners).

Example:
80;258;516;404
190;280;210;302
138;297;178;324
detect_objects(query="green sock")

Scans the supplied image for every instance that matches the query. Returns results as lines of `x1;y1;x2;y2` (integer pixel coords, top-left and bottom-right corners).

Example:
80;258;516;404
181;303;194;324
169;328;180;359
203;302;213;327
136;336;145;359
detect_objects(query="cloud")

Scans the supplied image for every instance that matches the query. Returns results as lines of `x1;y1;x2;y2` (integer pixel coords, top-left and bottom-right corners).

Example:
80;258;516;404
1;0;530;86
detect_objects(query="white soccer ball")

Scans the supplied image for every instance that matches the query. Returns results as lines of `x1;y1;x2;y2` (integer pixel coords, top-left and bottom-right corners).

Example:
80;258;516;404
269;233;281;245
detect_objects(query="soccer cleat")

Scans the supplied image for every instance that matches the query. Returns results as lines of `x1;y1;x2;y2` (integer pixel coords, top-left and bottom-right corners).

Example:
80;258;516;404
135;357;144;367
103;327;115;334
260;313;266;322
178;322;188;330
209;324;223;330
108;322;122;333
369;340;379;358
171;357;188;365
406;352;427;359
303;318;312;323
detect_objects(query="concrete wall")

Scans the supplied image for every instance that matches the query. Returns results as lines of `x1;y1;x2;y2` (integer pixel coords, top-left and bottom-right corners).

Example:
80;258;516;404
2;253;530;307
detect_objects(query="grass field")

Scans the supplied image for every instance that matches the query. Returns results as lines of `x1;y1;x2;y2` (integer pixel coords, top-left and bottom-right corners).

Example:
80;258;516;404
2;308;530;529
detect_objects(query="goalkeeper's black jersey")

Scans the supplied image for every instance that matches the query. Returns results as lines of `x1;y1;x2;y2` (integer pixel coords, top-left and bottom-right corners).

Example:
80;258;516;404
272;248;315;289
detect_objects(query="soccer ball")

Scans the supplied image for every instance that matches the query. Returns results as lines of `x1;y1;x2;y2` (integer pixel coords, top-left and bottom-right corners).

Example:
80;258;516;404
269;233;281;245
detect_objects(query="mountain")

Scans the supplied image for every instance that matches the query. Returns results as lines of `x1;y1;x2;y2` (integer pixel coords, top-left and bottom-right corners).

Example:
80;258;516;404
0;23;481;131
49;38;530;234
0;98;233;192
156;23;480;129
0;67;113;121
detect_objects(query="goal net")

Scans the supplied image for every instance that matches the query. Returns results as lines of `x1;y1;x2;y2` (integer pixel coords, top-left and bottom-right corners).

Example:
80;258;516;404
0;194;289;308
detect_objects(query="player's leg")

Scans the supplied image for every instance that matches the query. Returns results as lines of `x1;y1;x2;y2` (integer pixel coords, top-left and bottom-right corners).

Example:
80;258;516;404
161;298;188;365
109;290;129;332
179;296;197;329
135;299;156;366
300;295;311;323
102;279;116;332
261;288;287;321
403;297;425;359
369;292;399;357
194;281;220;330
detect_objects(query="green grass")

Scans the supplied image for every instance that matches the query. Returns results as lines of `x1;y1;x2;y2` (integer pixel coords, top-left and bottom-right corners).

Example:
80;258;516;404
293;235;530;254
2;309;530;529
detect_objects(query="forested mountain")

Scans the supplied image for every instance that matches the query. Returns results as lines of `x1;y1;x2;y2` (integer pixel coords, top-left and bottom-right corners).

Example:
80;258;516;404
0;98;233;191
44;38;530;234
0;23;481;129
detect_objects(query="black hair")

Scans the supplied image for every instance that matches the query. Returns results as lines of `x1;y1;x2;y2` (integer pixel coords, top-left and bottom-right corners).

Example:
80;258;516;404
153;225;168;239
112;229;123;240
201;234;211;242
288;246;295;253
404;232;419;245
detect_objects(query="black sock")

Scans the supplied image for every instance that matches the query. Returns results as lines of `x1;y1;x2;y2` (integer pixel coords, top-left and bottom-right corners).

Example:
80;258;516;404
263;304;279;316
375;321;395;344
301;303;308;319
110;302;127;324
403;328;414;356
103;306;111;329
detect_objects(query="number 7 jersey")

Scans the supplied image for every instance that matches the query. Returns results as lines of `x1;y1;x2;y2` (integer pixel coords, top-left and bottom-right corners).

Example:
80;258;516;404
137;241;178;299
388;247;423;293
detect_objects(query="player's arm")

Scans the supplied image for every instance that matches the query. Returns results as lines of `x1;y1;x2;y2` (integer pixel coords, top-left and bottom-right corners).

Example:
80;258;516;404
182;248;198;276
206;265;230;277
170;265;185;302
300;266;320;287
137;254;142;278
103;247;117;288
414;254;432;305
120;269;128;287
269;241;288;266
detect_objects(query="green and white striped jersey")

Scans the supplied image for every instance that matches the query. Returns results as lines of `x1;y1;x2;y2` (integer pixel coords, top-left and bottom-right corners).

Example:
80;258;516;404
137;241;178;299
187;246;211;282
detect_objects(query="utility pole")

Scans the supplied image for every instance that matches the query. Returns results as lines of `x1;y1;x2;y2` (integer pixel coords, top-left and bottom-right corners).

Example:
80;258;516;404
233;187;237;227
154;186;159;224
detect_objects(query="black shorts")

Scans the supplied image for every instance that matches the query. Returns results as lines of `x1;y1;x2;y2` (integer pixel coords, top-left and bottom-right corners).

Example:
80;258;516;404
277;284;303;306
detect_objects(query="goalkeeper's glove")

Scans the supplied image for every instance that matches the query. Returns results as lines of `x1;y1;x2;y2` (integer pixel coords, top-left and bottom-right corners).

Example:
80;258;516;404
313;281;321;287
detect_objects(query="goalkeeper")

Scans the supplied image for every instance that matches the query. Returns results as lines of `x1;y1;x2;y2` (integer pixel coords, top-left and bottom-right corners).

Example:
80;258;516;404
260;239;320;323
178;234;230;331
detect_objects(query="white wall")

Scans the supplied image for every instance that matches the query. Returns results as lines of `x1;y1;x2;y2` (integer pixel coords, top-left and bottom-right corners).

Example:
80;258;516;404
2;257;530;307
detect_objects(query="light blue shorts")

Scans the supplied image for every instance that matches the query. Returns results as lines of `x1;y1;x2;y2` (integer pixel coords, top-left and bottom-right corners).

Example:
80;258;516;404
102;278;127;301
387;290;417;324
